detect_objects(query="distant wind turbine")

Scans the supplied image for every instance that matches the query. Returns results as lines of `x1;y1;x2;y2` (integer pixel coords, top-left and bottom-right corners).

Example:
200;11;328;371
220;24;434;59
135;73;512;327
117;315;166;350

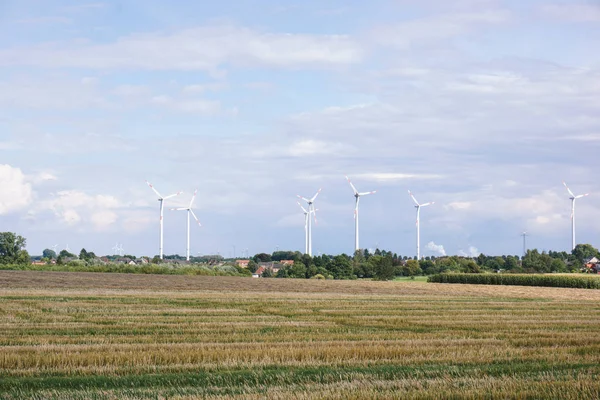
51;244;58;253
521;231;529;258
146;180;182;259
297;188;321;256
171;189;201;261
563;181;589;251
408;190;434;260
345;175;376;252
297;201;317;255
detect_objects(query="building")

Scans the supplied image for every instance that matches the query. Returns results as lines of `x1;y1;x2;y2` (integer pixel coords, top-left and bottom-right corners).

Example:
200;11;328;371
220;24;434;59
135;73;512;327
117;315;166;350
584;257;600;273
236;259;250;268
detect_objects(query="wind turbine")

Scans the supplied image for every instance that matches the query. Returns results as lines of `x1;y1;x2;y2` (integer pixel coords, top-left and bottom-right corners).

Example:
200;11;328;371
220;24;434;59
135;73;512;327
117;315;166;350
51;244;58;253
345;176;376;252
146;180;182;259
563;181;589;251
521;231;529;258
408;190;434;260
297;188;321;256
297;201;318;255
171;189;201;261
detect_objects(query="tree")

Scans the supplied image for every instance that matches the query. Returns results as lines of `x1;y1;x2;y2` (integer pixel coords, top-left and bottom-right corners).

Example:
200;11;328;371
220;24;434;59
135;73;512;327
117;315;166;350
572;244;600;266
289;261;307;279
247;259;259;273
0;232;30;265
404;259;422;276
79;248;90;262
370;255;395;281
253;253;272;262
42;248;57;260
329;255;354;279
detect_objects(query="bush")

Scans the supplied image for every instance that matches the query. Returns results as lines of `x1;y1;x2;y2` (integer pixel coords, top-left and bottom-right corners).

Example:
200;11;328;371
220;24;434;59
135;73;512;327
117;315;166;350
428;273;600;289
310;274;325;280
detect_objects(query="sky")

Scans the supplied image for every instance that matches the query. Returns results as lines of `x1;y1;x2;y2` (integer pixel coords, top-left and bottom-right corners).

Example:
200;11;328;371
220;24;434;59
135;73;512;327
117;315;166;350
0;0;599;258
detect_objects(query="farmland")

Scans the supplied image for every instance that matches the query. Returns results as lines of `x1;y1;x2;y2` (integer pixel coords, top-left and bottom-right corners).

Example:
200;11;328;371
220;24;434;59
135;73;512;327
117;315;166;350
1;271;600;399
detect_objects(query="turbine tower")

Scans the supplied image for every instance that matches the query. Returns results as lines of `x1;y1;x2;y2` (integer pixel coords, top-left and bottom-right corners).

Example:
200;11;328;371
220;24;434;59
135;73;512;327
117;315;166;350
171;189;201;261
146;180;182;259
563;181;589;251
521;231;529;258
297;201;318;255
297;188;321;256
345;175;376;252
408;190;434;260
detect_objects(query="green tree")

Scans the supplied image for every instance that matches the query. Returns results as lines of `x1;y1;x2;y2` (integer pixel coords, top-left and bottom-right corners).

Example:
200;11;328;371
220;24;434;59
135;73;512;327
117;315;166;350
247;259;259;273
404;259;422;276
419;259;437;275
42;248;57;260
329;255;354;279
572;244;600;266
289;261;308;278
370;255;395;281
0;232;30;265
253;253;272;262
79;248;90;262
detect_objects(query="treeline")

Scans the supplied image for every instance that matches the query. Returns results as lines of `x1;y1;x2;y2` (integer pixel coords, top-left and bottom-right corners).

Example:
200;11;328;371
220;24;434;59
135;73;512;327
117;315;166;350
249;244;600;280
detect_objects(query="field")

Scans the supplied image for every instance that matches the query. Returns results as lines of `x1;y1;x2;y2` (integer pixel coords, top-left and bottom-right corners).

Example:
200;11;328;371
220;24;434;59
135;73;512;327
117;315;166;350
1;271;600;399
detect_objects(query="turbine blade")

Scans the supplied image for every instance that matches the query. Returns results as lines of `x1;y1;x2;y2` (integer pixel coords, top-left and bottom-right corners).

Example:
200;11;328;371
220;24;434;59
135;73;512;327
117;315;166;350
310;188;322;202
408;190;420;206
297;201;308;214
563;181;575;197
345;176;358;195
313;208;318;225
297;195;311;203
189;189;198;208
163;191;183;200
575;193;589;199
421;201;434;207
190;209;201;226
171;207;187;211
146;180;163;199
358;191;376;196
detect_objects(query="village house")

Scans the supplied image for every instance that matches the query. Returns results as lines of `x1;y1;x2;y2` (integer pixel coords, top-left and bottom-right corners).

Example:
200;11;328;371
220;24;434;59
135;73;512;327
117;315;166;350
236;259;250;268
584;257;600;273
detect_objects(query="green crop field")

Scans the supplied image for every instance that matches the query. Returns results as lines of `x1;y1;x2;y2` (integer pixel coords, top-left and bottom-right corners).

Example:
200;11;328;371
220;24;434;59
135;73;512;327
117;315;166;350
1;271;600;399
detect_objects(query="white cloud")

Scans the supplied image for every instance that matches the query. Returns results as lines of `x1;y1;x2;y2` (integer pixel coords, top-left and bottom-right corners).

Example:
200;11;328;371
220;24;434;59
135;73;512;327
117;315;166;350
427;241;447;256
37;190;122;229
288;140;354;157
459;246;480;257
541;4;600;22
0;165;33;215
0;25;363;72
371;10;511;49
355;173;443;183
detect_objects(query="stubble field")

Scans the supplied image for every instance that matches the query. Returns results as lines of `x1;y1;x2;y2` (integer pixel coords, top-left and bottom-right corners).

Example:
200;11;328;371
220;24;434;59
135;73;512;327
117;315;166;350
1;271;600;399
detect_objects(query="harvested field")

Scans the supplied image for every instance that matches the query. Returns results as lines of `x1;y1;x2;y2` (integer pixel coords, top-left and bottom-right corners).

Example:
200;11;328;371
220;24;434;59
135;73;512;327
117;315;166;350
1;271;599;399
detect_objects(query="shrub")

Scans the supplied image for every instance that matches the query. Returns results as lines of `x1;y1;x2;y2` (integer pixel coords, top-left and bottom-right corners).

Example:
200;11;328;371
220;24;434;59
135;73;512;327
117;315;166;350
428;273;600;289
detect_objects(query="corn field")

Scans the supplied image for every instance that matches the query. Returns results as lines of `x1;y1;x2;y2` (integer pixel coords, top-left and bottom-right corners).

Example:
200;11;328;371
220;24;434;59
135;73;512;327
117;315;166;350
428;272;600;288
1;271;600;399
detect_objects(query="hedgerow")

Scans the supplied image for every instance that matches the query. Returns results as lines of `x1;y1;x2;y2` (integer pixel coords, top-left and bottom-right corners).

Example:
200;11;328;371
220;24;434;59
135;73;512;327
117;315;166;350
427;273;600;289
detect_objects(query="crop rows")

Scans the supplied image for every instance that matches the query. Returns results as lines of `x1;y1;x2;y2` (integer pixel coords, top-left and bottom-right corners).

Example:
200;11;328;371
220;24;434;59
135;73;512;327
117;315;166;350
1;271;600;399
428;273;600;288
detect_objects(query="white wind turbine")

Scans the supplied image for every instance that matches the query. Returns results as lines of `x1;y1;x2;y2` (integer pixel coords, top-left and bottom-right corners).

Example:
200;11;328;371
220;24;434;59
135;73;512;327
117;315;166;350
171;189;201;261
408;190;434;260
563;181;589;251
297;201;318;255
297;189;321;256
345;176;376;252
146;180;182;259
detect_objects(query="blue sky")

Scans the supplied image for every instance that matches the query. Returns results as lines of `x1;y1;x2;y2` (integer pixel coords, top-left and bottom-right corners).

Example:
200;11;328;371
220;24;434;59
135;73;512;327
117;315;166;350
1;0;599;258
